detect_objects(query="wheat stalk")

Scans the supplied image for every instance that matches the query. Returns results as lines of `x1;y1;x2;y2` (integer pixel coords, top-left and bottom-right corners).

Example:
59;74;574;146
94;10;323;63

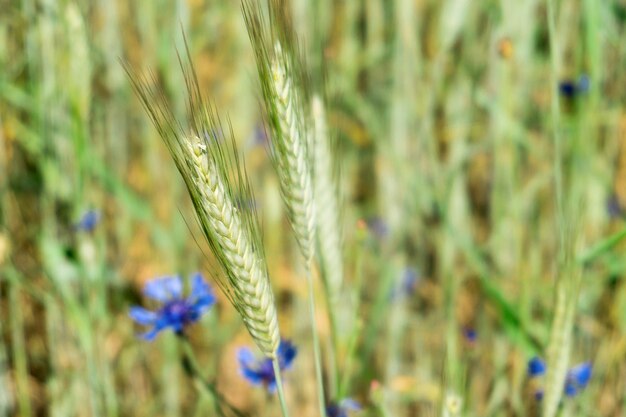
542;282;575;417
124;52;280;358
243;3;326;414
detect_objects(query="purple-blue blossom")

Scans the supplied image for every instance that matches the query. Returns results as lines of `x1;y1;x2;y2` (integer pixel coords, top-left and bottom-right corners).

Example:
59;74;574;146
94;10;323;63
129;273;216;341
527;357;592;400
463;327;477;344
326;398;361;417
564;362;592;397
366;217;389;240
390;267;420;300
74;209;101;232
527;357;546;377
559;74;590;98
238;339;297;393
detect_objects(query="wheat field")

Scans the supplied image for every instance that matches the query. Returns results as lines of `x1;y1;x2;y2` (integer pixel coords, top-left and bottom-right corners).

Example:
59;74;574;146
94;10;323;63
1;1;626;416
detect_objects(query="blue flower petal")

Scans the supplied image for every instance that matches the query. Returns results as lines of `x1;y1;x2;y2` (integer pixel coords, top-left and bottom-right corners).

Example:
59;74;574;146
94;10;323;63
339;398;361;411
564;382;578;397
194;295;216;312
141;327;161;341
140;319;168;341
190;274;216;310
243;369;264;385
326;404;343;417
190;273;209;295
143;277;180;303
75;210;101;232
267;380;277;394
568;362;592;387
528;357;546;377
463;328;477;343
238;352;265;385
129;307;157;326
237;347;256;368
237;341;297;393
164;276;183;299
327;399;361;417
277;340;297;370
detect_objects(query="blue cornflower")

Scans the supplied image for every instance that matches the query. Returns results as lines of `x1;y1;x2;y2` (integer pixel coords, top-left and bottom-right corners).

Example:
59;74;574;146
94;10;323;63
129;273;216;341
237;339;297;393
527;357;592;400
400;267;419;294
607;194;624;219
326;398;361;417
246;123;269;149
74;209;101;232
559;74;590;98
463;327;477;344
390;267;420;300
366;216;389;240
564;362;592;397
527;357;546;377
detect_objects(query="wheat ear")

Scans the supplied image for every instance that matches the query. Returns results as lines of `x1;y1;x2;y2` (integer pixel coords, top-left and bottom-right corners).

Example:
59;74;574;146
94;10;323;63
269;42;316;262
183;134;280;356
242;3;316;262
124;53;280;358
243;3;326;414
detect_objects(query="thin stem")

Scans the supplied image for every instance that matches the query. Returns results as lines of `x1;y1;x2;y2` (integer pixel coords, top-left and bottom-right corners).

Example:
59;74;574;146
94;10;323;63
322;282;340;397
179;337;248;417
339;233;366;398
547;0;564;242
338;319;361;400
305;260;327;416
543;2;572;417
272;358;291;417
8;278;32;417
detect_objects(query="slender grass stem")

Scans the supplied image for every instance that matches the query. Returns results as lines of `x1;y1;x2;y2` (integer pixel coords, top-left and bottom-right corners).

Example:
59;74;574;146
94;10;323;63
272;358;291;417
339;231;367;398
322;281;340;397
338;319;361;400
547;0;564;239
305;261;327;416
179;337;248;417
543;2;581;416
8;278;31;417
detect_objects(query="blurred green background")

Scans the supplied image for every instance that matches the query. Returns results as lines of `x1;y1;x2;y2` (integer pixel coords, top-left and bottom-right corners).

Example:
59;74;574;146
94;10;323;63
2;0;626;416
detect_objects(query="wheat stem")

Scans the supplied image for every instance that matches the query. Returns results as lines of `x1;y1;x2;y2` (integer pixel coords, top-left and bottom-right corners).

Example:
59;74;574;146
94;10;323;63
268;48;327;414
312;95;342;395
272;358;291;417
305;261;327;416
542;0;574;415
